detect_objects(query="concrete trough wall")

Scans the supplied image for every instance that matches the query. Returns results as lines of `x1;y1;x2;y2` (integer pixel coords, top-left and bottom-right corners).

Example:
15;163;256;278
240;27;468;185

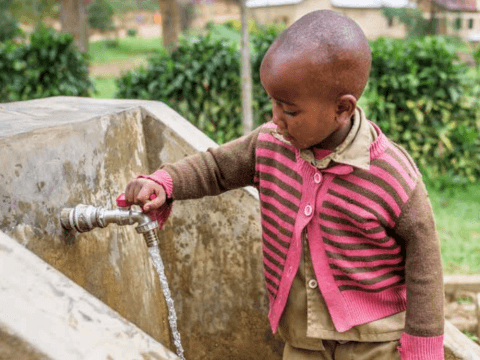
0;97;283;359
0;230;179;360
1;97;479;359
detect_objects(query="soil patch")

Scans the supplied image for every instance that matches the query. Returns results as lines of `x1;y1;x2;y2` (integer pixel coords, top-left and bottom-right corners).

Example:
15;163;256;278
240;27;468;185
90;57;148;77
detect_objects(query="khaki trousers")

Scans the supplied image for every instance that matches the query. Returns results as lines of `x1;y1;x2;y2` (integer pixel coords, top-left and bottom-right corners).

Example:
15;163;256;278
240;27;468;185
283;340;401;360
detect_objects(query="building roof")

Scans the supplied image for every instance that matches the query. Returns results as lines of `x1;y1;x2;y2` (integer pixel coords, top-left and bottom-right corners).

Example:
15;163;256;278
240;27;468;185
432;0;476;11
246;0;302;8
247;0;414;9
331;0;414;8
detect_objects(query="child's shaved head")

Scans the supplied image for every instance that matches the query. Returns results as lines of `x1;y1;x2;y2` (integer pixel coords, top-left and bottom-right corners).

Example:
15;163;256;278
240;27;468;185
263;10;371;100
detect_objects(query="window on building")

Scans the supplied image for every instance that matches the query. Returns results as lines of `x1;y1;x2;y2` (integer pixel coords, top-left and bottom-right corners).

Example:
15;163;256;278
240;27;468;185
431;17;439;34
455;17;462;30
469;18;474;29
388;16;394;27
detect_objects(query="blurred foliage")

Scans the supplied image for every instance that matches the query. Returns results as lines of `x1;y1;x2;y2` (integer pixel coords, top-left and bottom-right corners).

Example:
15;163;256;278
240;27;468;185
365;36;480;189
0;0;21;42
9;0;58;25
382;7;435;37
116;25;479;188
473;45;480;73
116;34;243;144
109;0;159;13
127;28;138;37
116;23;286;144
88;0;115;33
0;26;94;102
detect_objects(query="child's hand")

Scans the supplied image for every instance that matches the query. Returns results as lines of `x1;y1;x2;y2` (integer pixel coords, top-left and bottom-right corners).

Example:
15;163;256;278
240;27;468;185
125;178;166;212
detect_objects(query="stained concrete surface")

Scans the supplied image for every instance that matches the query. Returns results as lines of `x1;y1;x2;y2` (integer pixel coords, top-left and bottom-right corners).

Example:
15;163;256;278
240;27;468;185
0;230;180;360
1;97;478;359
0;97;283;360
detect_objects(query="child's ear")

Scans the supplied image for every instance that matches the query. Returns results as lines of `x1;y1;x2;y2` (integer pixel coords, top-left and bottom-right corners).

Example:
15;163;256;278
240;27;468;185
335;95;356;124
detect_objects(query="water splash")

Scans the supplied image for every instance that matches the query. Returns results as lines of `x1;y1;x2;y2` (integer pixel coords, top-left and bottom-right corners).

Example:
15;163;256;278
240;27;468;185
148;245;186;360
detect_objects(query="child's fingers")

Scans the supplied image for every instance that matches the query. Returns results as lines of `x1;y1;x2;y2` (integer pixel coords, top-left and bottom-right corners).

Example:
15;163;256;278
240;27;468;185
144;189;166;212
136;183;156;206
125;180;140;204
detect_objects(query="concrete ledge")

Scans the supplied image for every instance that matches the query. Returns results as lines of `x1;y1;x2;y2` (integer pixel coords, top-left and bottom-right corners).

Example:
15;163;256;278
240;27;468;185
445;320;480;360
0;230;179;360
445;275;480;297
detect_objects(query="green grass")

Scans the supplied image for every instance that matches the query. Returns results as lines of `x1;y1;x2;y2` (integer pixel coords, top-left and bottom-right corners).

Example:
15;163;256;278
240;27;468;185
88;37;165;64
92;77;117;99
88;37;166;98
427;182;480;274
109;0;158;13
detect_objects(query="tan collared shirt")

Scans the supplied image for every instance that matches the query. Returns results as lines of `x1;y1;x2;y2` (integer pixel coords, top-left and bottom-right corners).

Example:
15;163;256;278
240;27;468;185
277;107;406;350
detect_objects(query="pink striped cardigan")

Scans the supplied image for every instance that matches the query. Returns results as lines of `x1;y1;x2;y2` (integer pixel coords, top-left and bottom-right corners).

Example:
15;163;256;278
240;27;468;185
139;118;444;360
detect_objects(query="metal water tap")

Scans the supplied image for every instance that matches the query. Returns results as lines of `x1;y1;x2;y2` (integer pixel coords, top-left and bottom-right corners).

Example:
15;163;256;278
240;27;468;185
60;194;186;359
60;194;159;247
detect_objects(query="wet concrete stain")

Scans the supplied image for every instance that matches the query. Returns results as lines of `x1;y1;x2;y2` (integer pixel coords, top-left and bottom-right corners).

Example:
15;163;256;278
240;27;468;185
0;99;282;360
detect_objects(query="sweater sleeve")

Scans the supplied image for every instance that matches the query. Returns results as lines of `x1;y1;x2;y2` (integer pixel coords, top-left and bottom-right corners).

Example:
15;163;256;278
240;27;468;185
159;125;262;200
136;125;262;228
393;179;444;360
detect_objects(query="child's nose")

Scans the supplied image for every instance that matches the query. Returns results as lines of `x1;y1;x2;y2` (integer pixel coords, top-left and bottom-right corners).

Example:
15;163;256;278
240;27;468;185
272;114;283;129
272;105;286;131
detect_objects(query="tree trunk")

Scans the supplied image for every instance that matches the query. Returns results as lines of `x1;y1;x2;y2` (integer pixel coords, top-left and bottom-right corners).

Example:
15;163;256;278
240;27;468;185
240;0;253;135
60;0;88;53
159;0;181;50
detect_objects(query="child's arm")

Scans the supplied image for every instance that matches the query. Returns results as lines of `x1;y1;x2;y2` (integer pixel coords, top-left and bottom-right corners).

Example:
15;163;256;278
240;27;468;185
125;126;262;223
394;180;444;360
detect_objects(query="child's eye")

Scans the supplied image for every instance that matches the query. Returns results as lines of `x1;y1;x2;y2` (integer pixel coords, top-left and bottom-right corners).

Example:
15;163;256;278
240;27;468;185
283;110;297;116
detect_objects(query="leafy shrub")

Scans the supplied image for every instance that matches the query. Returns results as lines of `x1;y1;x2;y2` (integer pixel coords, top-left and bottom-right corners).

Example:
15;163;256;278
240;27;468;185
116;24;284;144
88;0;115;33
0;26;94;102
116;29;479;187
251;23;286;125
127;28;137;37
116;35;243;144
381;7;435;37
0;0;21;42
365;36;480;188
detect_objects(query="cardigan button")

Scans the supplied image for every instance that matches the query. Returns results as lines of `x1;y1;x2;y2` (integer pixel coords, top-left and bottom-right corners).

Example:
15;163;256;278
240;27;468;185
314;173;322;184
308;279;318;289
304;205;312;216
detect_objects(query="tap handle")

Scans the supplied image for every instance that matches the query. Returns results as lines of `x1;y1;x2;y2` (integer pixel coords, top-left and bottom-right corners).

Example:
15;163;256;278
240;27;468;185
116;193;157;208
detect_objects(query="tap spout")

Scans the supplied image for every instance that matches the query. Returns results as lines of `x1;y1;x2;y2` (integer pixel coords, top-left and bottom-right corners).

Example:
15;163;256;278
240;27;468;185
60;204;159;247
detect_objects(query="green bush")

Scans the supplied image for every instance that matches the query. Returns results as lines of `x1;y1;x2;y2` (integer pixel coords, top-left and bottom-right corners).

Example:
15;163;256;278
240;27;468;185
116;29;479;188
116;24;284;144
88;0;115;33
0;0;21;42
127;28;137;37
365;36;480;188
251;23;287;125
116;35;243;144
0;27;94;102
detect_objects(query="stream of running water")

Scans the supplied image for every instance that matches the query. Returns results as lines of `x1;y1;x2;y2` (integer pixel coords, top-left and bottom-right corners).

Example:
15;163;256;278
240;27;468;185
148;244;186;360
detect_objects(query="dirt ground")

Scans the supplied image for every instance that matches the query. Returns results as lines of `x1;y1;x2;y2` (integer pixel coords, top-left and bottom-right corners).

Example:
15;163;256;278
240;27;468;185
89;56;149;77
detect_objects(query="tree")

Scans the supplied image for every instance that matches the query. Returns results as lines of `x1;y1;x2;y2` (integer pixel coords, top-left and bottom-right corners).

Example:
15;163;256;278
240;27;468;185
60;0;89;53
0;0;20;42
9;0;58;28
382;7;435;37
159;0;181;50
87;0;118;47
240;0;253;134
218;0;253;134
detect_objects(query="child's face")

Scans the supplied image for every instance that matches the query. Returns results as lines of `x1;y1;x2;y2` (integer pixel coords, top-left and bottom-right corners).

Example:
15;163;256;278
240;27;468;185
260;55;347;150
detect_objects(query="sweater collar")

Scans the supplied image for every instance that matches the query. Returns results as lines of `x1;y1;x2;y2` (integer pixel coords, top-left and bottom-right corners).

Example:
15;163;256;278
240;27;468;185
299;106;377;171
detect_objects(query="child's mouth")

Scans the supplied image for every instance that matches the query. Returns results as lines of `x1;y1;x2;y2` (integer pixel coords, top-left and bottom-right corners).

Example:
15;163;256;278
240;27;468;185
283;130;294;141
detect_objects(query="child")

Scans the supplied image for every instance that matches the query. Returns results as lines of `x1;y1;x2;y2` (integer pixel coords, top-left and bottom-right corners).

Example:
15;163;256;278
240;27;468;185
125;10;444;360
